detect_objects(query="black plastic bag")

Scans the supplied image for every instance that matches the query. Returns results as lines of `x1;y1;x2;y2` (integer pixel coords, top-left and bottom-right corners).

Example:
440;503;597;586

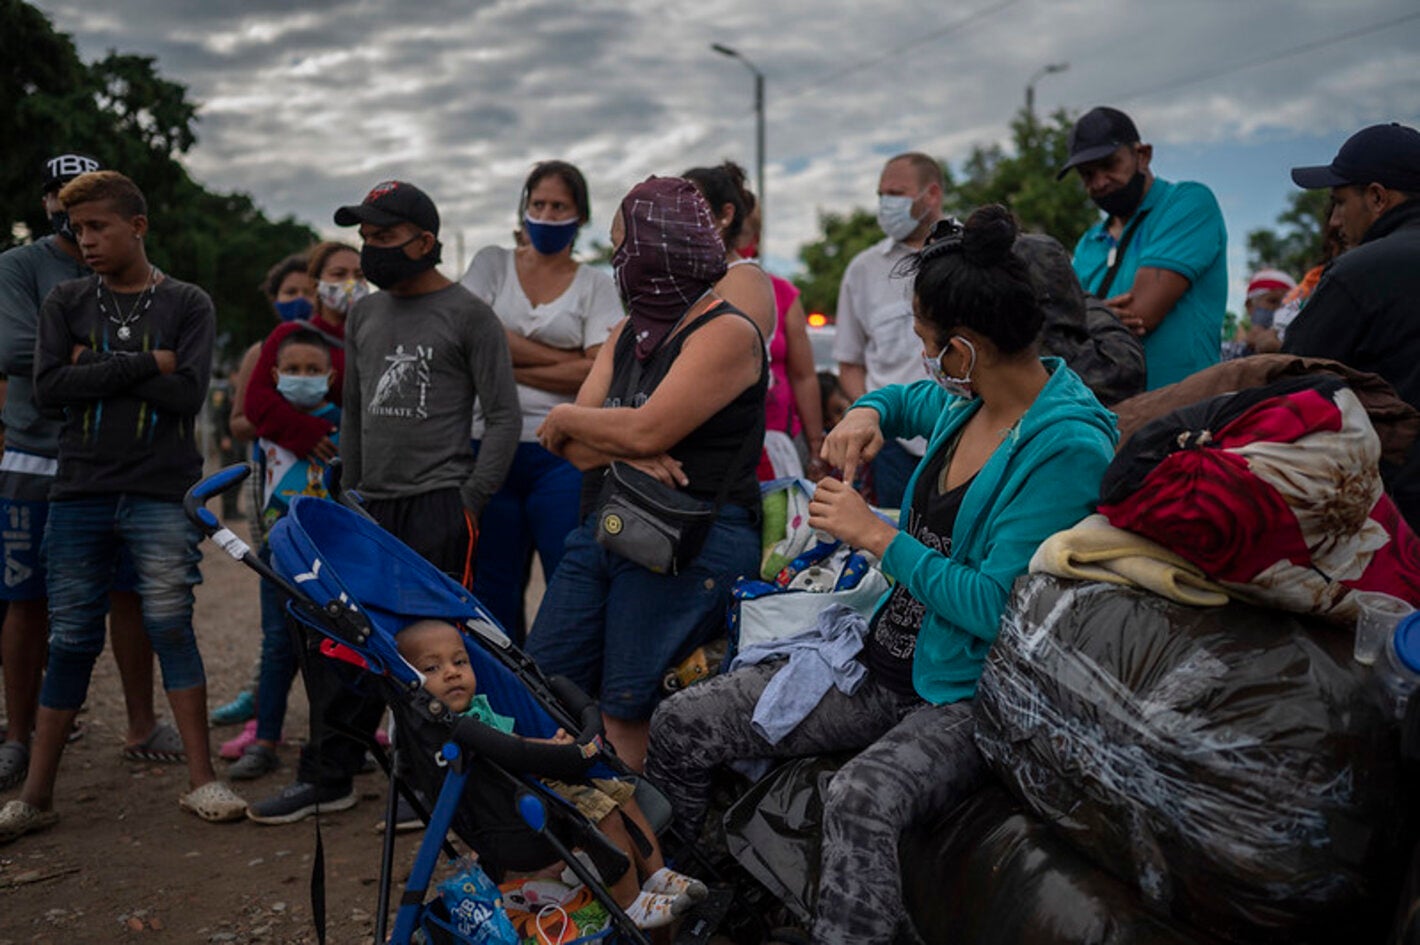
975;575;1402;943
902;785;1223;945
721;755;848;924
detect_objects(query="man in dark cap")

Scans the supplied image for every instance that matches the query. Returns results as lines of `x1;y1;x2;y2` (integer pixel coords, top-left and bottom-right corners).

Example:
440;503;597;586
1059;107;1228;390
0;155;167;793
1283;123;1420;528
248;180;519;826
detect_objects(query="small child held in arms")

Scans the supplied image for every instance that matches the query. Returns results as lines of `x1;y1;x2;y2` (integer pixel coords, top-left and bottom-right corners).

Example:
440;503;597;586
226;329;341;780
397;619;706;930
259;329;342;531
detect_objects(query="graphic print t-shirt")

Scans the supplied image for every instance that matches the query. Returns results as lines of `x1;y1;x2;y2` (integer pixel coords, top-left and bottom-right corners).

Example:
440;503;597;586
341;284;519;509
863;435;973;696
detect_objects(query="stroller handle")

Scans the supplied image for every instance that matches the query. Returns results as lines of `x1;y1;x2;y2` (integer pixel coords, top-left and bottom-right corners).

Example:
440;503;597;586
447;696;604;782
184;462;252;535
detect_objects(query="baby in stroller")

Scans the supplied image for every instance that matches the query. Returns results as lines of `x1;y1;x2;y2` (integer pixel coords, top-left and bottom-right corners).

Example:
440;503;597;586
397;618;707;930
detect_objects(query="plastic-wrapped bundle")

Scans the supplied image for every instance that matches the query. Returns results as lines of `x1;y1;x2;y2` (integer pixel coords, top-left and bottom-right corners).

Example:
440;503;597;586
901;785;1222;945
974;575;1401;943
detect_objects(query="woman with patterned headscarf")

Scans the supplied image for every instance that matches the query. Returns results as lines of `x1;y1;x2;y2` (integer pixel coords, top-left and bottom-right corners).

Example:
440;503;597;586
530;176;767;770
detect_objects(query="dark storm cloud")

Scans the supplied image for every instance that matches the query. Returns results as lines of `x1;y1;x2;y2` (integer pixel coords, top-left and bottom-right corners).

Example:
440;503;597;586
33;0;1420;271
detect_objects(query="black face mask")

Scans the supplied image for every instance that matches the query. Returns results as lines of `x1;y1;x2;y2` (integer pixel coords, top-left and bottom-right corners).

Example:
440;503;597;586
50;210;75;242
1093;171;1147;220
361;235;440;290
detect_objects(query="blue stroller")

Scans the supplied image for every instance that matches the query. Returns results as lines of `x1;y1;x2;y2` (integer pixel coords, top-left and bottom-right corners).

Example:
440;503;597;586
186;465;724;945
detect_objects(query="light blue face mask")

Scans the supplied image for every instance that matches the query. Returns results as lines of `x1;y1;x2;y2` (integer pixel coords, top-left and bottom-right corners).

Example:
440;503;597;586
276;373;330;409
877;194;920;242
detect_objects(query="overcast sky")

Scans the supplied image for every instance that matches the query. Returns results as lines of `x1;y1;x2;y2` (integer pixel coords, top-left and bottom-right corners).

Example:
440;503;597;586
37;0;1420;310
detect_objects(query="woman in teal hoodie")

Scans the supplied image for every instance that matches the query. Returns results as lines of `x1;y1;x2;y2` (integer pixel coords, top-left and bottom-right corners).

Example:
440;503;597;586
646;206;1117;945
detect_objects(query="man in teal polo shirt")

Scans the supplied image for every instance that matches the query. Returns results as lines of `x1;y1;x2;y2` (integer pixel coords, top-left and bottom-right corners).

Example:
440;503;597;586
1059;107;1227;390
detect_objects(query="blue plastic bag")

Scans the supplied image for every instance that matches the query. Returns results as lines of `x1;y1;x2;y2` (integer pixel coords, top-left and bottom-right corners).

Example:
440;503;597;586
438;857;519;945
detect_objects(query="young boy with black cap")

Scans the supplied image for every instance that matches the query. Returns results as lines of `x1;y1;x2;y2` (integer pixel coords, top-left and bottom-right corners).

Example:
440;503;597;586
248;180;520;826
0;155;165;795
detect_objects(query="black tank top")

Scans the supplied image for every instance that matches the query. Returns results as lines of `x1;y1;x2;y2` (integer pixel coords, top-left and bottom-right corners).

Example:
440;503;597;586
580;301;767;515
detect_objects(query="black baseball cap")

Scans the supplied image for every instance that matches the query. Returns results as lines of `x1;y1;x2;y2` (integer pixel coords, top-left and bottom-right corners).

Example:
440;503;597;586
1290;123;1420;192
334;180;440;235
43;153;102;193
1056;107;1141;180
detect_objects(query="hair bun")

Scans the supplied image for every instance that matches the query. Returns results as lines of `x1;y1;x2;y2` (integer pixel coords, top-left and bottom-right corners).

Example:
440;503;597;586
961;204;1018;267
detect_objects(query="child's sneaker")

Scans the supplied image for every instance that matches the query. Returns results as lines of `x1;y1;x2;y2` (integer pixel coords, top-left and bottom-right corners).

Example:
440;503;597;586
642;866;708;902
624;890;689;930
227;743;280;780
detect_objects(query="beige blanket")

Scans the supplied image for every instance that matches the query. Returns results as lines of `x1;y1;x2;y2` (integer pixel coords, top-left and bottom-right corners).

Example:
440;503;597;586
1029;514;1231;607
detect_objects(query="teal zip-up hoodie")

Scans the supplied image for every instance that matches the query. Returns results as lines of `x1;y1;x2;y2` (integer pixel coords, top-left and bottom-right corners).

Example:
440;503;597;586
857;358;1118;705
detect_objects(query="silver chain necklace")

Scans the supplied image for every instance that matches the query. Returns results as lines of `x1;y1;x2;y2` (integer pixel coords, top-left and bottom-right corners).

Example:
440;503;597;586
95;266;159;341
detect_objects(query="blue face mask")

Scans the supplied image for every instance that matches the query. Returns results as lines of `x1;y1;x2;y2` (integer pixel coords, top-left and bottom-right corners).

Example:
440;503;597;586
274;297;313;322
276;374;329;409
523;214;580;255
1248;306;1276;330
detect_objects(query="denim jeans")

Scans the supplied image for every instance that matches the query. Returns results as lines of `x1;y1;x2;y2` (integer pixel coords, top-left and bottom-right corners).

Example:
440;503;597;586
526;505;760;720
471;440;583;645
40;495;204;710
255;542;299;743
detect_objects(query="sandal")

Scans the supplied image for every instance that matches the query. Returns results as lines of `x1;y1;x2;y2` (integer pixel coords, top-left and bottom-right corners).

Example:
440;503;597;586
122;722;187;764
0;742;29;791
179;781;248;823
0;799;59;845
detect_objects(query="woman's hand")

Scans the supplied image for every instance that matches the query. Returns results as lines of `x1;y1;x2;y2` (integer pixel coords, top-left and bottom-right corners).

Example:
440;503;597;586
808;476;897;557
536;403;575;454
821;406;883;484
625;453;689;488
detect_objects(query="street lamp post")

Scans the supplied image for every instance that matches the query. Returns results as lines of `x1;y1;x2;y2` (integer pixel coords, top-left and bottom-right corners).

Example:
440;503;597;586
711;43;765;257
1025;62;1069;118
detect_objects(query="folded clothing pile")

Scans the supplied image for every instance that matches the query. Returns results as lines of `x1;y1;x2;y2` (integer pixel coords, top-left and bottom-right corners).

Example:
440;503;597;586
1098;374;1420;622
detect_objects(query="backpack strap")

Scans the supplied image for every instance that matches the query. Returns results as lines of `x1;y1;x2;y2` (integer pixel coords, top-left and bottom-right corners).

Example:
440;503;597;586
1094;209;1152;299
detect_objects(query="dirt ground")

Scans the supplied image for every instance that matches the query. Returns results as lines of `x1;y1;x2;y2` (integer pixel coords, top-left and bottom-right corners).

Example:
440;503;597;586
0;489;525;945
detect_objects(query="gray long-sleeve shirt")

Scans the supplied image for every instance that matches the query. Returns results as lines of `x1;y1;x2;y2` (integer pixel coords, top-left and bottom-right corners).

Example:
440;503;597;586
341;282;519;515
0;237;90;457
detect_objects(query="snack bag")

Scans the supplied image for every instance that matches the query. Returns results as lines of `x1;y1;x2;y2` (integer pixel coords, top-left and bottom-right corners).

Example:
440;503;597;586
438;857;519;945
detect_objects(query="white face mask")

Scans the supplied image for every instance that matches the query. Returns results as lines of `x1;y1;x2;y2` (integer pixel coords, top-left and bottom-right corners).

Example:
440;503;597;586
317;278;369;315
921;336;977;399
877;194;921;242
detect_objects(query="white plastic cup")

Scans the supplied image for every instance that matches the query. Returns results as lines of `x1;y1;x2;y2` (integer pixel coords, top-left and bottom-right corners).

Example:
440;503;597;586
1353;591;1414;666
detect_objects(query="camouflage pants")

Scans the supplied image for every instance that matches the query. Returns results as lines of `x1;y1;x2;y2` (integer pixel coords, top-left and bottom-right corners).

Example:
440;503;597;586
646;661;986;945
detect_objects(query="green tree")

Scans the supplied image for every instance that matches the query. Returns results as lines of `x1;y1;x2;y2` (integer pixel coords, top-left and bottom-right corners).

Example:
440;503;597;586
945;107;1098;248
1246;188;1331;278
792;208;882;318
0;0;318;363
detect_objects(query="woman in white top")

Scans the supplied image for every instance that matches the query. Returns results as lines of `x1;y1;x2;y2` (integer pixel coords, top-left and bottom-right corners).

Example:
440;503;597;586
460;161;623;643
